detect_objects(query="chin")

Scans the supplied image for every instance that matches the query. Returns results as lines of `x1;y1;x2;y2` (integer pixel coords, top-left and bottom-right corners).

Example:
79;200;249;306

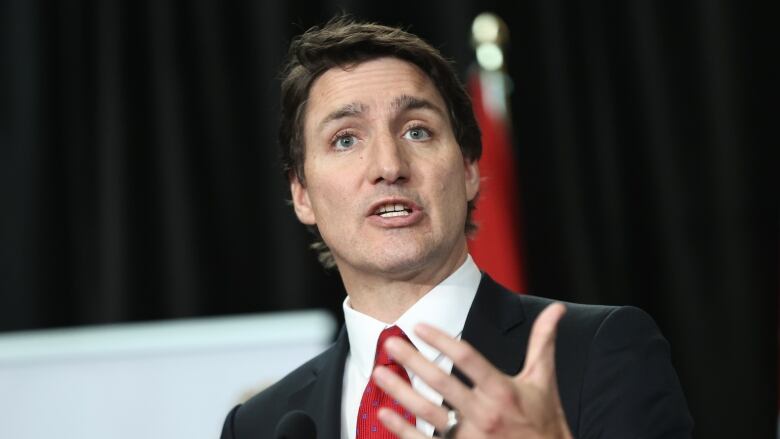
331;232;465;278
376;259;428;277
369;243;461;279
336;245;433;278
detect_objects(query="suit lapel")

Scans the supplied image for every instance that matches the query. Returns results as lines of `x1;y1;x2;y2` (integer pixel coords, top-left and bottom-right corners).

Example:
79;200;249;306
287;275;527;437
458;274;529;384
289;326;349;439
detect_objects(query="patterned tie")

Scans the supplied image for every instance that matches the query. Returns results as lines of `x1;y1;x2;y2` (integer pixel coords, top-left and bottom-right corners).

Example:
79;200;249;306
356;325;416;438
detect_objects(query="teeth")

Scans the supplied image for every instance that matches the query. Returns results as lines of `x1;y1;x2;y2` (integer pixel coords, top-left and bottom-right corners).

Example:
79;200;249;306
375;202;411;217
379;210;410;218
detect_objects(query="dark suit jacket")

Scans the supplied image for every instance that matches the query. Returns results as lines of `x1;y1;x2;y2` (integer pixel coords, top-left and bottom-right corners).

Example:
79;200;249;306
221;274;693;438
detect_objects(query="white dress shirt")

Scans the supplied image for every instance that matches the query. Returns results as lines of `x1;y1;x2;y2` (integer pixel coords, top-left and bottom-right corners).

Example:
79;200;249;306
340;255;481;439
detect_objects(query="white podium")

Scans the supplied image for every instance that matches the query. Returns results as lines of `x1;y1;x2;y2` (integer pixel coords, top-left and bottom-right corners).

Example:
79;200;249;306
0;310;337;439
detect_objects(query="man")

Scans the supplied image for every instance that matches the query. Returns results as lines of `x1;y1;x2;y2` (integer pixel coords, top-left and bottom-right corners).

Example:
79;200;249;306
221;16;692;439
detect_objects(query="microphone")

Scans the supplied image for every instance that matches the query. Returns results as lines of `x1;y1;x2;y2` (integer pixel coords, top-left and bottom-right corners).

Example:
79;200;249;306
275;410;317;439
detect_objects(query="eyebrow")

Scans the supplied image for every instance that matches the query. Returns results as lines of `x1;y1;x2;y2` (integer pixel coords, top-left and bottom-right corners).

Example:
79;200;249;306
390;94;446;117
317;95;446;131
318;102;366;129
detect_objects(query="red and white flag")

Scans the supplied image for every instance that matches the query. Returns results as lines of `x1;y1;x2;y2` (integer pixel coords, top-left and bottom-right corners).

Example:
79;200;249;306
467;68;527;293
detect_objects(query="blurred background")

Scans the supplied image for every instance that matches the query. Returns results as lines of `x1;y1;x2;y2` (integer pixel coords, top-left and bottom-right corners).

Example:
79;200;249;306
0;0;776;437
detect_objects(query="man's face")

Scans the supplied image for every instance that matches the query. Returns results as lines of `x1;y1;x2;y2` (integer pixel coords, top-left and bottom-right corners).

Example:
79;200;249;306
291;57;479;281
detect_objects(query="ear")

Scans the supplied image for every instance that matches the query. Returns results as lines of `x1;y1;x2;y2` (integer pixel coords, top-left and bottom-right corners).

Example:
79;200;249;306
290;173;317;225
464;158;480;202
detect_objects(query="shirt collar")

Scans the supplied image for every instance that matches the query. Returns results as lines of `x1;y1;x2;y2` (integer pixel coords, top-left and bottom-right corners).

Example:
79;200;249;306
342;255;481;378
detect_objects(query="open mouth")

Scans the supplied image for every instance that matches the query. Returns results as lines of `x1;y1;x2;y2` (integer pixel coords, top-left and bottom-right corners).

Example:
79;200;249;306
374;203;412;218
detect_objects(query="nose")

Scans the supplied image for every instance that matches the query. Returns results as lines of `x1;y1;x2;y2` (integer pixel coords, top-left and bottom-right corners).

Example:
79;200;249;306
368;130;410;185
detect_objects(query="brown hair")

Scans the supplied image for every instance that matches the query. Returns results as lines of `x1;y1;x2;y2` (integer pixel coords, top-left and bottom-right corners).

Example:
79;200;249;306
279;15;482;268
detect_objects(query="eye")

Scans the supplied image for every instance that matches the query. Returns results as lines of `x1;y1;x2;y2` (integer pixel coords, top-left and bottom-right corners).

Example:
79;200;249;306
403;126;432;141
332;133;358;150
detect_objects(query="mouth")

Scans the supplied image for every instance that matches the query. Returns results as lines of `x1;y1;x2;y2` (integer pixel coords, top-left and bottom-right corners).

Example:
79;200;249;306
366;198;423;227
373;202;413;218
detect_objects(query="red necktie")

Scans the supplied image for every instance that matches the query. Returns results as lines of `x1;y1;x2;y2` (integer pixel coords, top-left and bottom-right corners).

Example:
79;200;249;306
356;326;416;438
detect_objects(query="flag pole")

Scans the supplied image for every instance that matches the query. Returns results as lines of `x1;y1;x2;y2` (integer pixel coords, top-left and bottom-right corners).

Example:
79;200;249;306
467;13;528;293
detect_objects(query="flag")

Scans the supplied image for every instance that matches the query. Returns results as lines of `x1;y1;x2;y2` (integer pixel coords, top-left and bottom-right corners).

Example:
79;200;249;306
466;68;527;293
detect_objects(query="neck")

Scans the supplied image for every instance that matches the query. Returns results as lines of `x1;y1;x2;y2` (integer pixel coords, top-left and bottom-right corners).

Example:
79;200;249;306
341;247;468;323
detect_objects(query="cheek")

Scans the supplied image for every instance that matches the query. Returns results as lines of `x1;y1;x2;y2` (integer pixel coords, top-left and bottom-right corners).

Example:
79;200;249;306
312;185;348;216
429;160;468;212
306;172;357;224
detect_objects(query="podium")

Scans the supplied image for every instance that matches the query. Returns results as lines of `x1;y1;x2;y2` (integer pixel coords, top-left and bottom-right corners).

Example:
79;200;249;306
0;310;336;439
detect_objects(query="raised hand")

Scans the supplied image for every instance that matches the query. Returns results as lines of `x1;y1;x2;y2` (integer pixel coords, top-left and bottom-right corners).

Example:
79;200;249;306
373;303;572;439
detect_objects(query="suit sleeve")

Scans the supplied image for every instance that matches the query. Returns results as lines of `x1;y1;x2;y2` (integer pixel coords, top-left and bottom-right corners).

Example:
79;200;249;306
577;306;693;438
220;405;240;439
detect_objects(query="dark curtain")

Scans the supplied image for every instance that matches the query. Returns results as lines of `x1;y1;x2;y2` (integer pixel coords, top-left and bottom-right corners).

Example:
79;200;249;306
0;0;775;437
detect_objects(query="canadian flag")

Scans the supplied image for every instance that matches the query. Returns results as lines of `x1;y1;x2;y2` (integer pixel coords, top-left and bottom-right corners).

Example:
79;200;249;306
467;68;527;293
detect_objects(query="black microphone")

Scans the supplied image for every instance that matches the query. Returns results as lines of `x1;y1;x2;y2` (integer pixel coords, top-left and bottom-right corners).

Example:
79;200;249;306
275;410;317;439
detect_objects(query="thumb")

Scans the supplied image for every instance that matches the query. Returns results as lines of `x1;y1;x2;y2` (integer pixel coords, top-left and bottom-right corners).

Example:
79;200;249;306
521;302;566;382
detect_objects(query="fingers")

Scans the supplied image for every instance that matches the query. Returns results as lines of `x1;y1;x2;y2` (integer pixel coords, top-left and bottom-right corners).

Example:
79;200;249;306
377;408;427;439
378;337;474;421
413;323;510;398
375;304;569;439
373;365;449;429
523;302;566;380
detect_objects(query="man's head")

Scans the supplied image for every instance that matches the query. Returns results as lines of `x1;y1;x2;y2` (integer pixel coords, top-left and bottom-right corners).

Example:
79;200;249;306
279;16;482;272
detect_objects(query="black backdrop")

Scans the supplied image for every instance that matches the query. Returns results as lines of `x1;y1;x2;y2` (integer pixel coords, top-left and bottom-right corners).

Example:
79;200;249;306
1;0;776;437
